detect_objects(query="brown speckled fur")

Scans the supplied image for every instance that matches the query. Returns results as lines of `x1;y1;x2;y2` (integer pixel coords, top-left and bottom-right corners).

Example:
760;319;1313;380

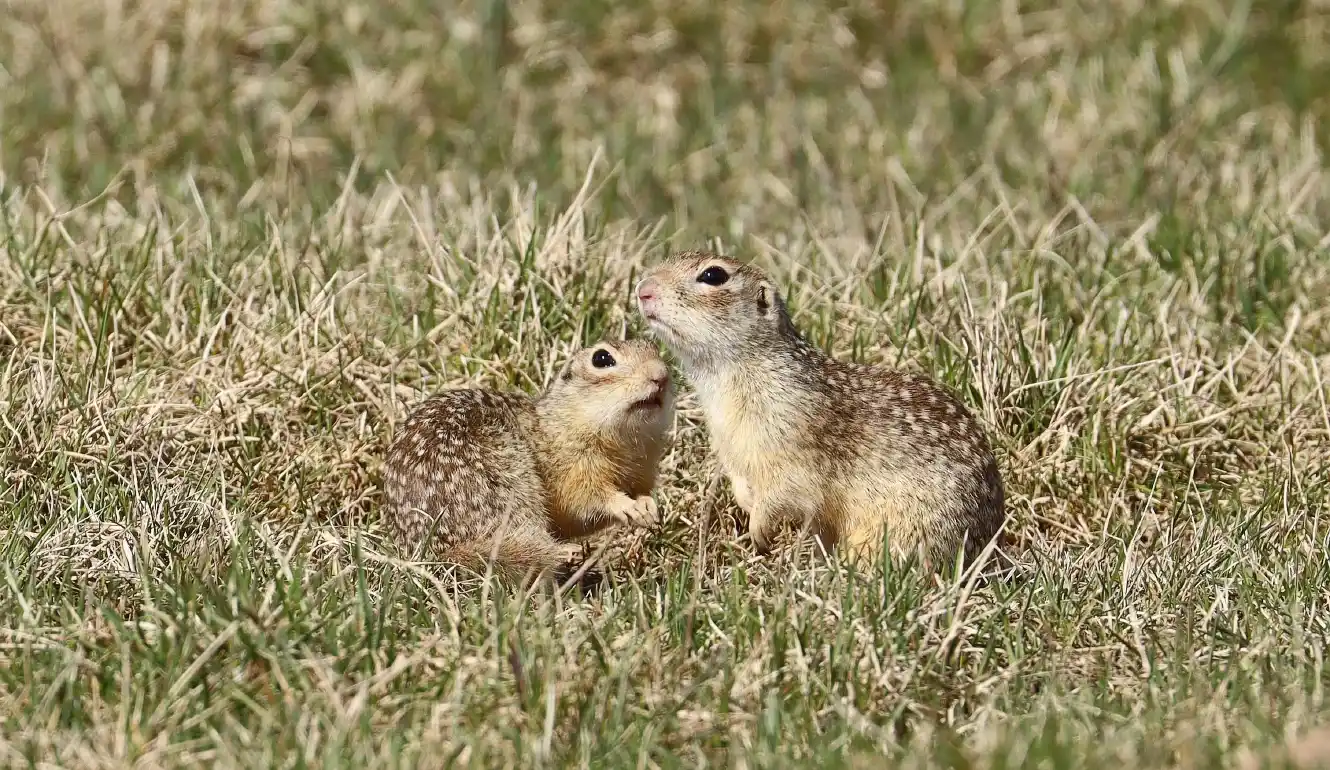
636;252;1006;570
382;339;674;586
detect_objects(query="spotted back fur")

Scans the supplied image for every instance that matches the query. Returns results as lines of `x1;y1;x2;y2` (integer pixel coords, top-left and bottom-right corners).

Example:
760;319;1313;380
383;389;546;561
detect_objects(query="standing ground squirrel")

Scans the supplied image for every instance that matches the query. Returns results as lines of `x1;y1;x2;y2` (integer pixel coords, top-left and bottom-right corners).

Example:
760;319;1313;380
635;252;1005;570
383;338;675;586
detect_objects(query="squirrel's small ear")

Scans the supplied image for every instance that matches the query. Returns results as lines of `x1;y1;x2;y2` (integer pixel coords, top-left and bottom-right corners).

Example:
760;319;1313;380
755;282;772;314
558;359;574;382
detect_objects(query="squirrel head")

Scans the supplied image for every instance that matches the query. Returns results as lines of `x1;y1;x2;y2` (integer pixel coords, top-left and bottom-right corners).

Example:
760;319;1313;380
635;251;792;368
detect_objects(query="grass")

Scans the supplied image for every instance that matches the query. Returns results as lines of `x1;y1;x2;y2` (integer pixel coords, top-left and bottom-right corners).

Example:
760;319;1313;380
1;0;1329;766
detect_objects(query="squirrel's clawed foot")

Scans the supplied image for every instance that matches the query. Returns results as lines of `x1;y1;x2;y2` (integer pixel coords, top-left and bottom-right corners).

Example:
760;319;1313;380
610;494;660;529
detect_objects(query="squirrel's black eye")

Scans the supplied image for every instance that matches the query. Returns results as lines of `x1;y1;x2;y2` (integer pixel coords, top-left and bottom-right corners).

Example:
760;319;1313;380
591;349;616;368
697;266;730;285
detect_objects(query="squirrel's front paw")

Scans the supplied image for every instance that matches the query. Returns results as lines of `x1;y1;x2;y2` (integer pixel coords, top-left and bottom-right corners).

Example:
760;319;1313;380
749;518;775;555
730;476;754;513
611;494;659;528
556;543;585;563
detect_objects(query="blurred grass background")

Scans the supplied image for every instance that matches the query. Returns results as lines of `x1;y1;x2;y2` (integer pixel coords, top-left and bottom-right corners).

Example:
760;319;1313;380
6;1;1328;218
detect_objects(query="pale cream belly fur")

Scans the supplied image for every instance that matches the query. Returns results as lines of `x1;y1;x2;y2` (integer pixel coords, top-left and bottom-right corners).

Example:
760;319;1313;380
719;435;936;562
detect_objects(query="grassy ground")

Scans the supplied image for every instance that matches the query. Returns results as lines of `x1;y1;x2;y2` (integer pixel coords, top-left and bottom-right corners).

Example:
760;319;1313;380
2;0;1329;766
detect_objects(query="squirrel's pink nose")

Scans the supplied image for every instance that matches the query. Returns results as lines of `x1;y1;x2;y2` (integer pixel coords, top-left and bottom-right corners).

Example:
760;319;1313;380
636;279;659;303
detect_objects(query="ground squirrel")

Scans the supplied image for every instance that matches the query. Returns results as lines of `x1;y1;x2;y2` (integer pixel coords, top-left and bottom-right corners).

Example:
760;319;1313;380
635;252;1005;570
383;338;674;586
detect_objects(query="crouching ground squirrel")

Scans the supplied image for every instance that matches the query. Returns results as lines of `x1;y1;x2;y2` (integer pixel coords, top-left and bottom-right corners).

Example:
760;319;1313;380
635;252;1006;571
383;339;675;586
